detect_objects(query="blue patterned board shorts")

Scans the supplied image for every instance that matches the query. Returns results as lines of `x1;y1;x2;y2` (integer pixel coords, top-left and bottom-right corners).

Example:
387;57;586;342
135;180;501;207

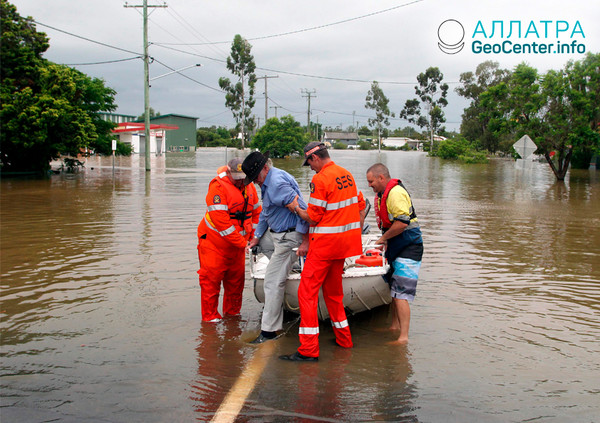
390;257;422;303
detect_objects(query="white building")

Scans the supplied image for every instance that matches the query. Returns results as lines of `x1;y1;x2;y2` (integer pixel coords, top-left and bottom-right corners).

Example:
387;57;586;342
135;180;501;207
383;137;423;150
112;122;178;155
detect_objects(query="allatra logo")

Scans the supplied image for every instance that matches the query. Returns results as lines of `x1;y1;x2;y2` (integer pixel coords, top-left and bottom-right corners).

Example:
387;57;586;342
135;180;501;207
438;19;465;54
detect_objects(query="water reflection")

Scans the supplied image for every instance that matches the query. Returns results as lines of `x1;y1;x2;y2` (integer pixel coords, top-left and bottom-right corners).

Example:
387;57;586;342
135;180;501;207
190;318;247;421
1;150;599;422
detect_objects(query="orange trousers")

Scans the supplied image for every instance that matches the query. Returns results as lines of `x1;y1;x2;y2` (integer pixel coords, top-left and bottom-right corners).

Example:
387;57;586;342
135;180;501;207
297;257;353;357
197;238;245;321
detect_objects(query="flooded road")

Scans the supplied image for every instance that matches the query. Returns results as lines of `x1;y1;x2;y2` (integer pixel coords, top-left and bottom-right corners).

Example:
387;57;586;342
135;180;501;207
1;149;599;422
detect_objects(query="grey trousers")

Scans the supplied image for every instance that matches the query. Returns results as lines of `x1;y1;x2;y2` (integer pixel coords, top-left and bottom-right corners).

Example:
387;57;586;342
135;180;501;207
259;230;303;332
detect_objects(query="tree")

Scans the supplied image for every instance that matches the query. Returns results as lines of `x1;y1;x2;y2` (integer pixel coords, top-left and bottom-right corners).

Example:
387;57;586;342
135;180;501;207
218;34;257;148
0;1;118;172
357;125;371;136
137;107;160;121
456;61;510;152
250;115;308;158
196;126;233;147
480;55;600;180
561;53;600;169
400;67;449;151
364;81;394;149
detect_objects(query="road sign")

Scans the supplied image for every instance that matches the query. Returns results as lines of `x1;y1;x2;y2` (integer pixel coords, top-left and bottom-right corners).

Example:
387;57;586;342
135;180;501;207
513;135;536;160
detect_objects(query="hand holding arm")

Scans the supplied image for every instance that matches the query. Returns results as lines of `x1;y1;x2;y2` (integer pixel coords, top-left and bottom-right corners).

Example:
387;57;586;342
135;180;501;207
286;195;299;213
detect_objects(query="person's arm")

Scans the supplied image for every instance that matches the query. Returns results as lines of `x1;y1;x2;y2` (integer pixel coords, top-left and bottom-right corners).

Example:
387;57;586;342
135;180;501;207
296;232;309;257
375;220;408;245
249;209;268;248
287;195;318;226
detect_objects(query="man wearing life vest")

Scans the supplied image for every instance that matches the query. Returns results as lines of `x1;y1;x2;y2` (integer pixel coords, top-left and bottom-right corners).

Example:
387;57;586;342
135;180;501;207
280;142;362;362
197;158;261;322
366;163;423;344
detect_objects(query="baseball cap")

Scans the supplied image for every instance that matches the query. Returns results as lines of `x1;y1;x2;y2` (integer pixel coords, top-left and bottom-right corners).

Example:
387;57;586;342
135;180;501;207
303;142;327;166
227;158;246;180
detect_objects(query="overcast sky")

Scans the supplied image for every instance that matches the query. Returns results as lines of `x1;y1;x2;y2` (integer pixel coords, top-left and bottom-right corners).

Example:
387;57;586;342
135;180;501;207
10;0;600;133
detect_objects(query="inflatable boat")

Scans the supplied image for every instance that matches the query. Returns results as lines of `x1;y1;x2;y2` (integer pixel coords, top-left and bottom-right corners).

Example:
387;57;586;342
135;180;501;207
249;234;392;321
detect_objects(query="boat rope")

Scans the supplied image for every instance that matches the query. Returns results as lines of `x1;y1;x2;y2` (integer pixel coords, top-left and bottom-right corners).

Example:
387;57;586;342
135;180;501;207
373;286;392;305
352;289;371;311
284;297;300;311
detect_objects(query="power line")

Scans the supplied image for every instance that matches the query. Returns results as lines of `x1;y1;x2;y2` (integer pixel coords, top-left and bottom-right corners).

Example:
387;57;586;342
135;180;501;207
32;19;220;92
152;44;460;85
62;56;142;66
152;58;221;92
31;19;142;56
153;0;424;45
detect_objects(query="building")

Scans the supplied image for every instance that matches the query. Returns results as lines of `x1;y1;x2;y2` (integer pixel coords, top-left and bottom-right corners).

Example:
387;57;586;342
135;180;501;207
108;113;199;154
383;137;423;150
323;131;359;147
112;122;179;155
147;114;198;152
97;112;138;125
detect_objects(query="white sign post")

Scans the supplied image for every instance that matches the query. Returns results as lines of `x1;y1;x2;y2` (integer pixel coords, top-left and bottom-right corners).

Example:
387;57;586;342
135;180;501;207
112;139;117;173
513;135;537;170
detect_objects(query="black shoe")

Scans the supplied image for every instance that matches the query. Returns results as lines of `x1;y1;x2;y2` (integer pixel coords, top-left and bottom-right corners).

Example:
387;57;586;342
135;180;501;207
249;331;276;344
279;351;318;362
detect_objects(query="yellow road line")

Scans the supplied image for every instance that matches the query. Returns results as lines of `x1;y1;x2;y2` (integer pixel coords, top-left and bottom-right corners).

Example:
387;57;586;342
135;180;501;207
211;341;276;423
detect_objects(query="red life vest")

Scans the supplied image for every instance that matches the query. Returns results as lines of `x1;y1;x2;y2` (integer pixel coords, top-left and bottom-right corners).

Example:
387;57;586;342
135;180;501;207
375;179;417;230
197;167;260;249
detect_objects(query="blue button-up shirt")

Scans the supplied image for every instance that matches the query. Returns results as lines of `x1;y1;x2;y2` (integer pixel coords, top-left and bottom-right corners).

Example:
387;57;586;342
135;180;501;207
255;167;309;237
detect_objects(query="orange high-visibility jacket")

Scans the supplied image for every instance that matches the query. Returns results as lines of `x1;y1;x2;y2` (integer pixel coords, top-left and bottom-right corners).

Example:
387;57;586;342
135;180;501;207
306;161;362;260
197;166;261;249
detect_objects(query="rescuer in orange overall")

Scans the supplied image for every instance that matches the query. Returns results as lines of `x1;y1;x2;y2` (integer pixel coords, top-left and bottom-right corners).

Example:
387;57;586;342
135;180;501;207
280;142;362;361
197;158;261;322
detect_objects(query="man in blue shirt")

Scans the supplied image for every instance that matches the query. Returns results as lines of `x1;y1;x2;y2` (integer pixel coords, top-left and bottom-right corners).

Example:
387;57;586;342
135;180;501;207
243;151;309;343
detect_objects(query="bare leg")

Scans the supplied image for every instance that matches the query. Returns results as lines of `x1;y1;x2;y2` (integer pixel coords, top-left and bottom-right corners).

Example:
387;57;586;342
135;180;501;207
387;298;410;345
389;301;401;330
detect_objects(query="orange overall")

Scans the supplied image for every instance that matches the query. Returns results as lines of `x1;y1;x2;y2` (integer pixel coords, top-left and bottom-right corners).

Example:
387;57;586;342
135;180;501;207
298;161;362;357
197;167;260;321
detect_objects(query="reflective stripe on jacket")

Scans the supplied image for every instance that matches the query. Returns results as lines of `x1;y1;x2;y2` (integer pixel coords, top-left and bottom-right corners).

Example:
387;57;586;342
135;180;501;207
197;166;261;249
306;161;362;260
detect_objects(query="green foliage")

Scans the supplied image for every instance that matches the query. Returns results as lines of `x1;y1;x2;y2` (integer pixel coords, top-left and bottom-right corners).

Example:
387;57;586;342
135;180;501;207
0;1;118;172
456;61;510;153
218;34;256;146
479;54;600;180
137;107;160;121
458;151;488;164
358;140;372;150
197;126;233;147
250;115;308;158
357;125;371;136
365;81;394;133
115;141;132;156
435;137;488;163
333;142;348;149
400;67;449;148
436;138;470;159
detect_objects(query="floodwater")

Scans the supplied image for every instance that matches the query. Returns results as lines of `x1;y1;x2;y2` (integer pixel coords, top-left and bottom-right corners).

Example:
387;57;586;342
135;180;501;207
1;149;599;422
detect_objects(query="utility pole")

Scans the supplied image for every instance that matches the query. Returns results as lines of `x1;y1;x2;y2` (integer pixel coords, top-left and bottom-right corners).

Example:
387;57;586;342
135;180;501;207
269;106;279;118
257;75;278;123
301;89;316;134
125;0;167;172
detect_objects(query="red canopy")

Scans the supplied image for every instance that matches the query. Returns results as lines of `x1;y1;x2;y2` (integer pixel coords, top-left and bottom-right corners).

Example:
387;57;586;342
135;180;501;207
112;122;179;133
